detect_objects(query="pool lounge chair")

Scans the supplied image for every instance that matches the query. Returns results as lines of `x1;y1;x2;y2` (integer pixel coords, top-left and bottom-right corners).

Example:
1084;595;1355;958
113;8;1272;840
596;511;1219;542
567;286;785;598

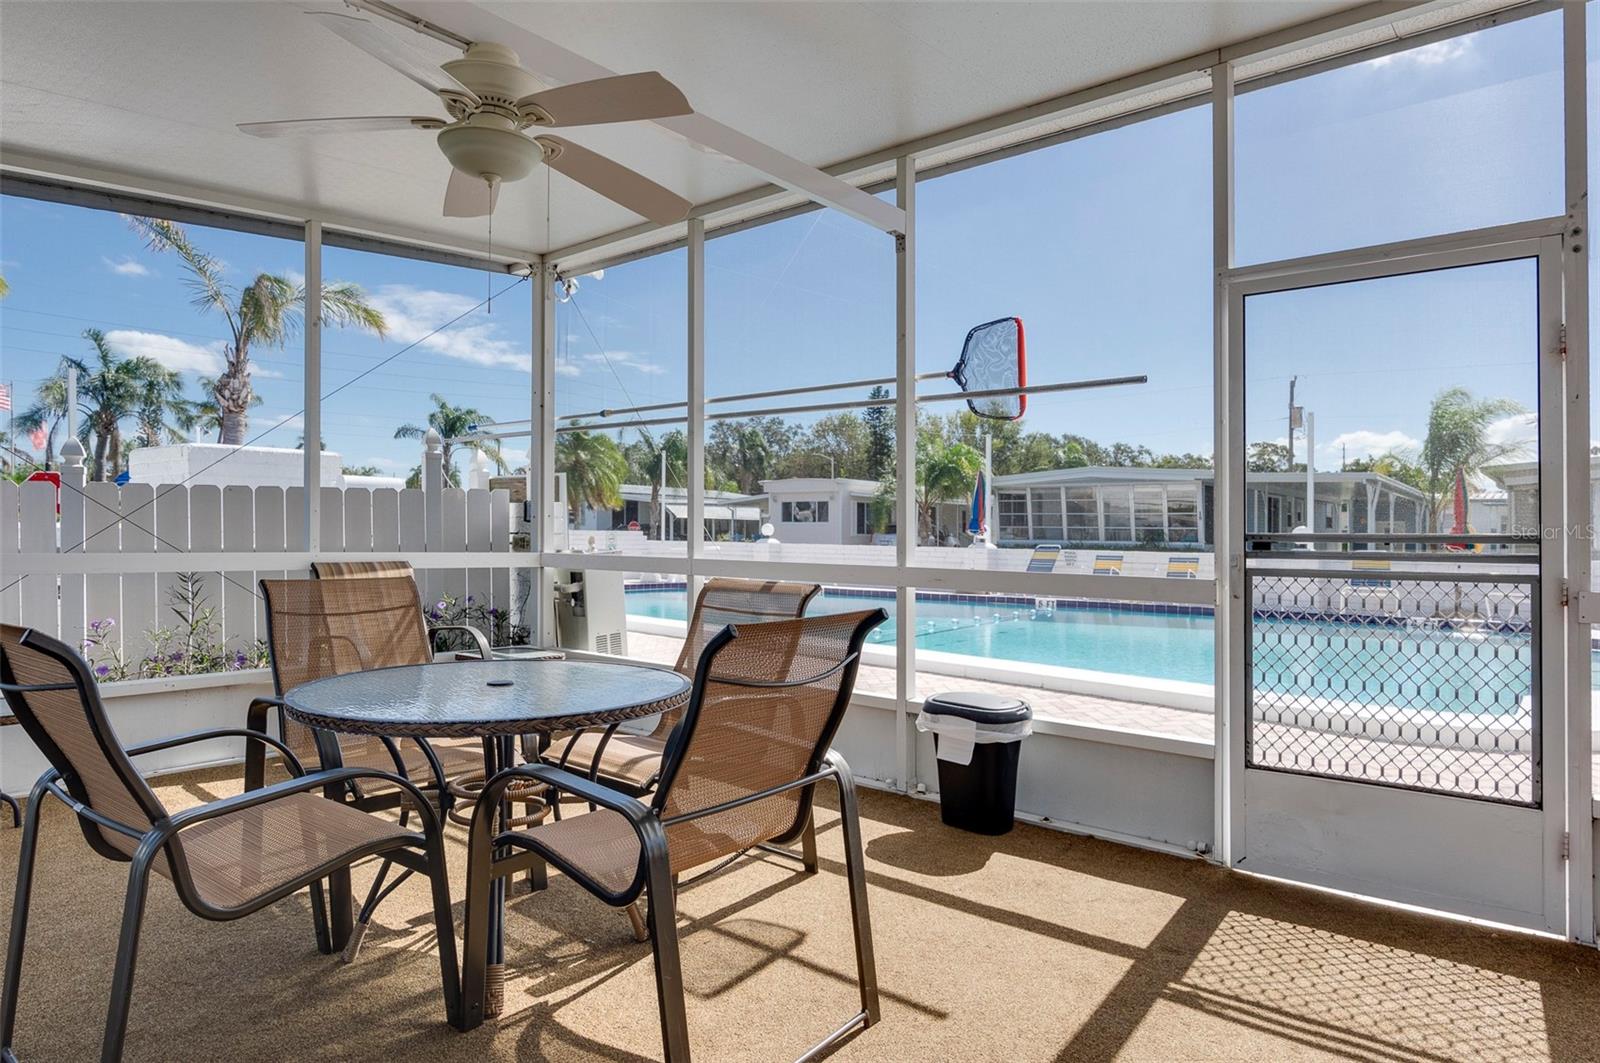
1166;555;1200;579
1093;553;1124;576
1026;545;1062;573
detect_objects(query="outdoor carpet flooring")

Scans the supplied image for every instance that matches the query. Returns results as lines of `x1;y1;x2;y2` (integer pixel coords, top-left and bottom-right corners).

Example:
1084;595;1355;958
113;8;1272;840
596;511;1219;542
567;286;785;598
2;765;1598;1062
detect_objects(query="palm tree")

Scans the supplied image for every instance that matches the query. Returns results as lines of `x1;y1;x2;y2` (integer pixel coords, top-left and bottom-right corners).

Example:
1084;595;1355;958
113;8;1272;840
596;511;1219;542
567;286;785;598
69;330;190;480
0;274;9;298
915;435;983;541
633;430;689;537
14;365;70;468
188;375;263;442
393;393;506;487
1418;387;1528;528
556;427;627;526
129;217;387;445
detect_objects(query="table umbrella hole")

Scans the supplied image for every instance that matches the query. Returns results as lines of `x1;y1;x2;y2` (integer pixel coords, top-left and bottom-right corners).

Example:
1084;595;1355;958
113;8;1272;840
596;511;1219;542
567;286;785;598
487;679;514;687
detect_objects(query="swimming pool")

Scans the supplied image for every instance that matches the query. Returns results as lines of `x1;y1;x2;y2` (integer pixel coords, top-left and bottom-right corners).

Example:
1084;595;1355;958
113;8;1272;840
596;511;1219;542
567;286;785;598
625;588;1579;712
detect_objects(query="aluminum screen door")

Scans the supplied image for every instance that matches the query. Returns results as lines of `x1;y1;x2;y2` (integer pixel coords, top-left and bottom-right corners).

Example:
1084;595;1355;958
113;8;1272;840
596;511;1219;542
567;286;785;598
1227;237;1569;933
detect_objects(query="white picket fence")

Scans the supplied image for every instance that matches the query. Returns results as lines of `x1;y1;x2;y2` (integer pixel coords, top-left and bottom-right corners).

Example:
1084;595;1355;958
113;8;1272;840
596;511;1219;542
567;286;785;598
0;437;522;666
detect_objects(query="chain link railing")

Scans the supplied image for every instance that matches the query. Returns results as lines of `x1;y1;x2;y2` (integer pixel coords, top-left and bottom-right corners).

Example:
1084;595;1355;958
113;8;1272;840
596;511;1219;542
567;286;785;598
1245;535;1539;807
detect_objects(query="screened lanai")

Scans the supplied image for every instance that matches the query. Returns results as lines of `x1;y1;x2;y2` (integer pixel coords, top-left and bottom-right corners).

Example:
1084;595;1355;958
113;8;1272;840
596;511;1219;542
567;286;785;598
3;2;1600;1061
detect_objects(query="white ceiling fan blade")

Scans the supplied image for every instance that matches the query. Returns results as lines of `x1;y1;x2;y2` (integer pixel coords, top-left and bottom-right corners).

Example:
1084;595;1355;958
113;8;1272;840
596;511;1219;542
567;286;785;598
397;2;901;233
539;136;690;226
310;11;480;107
517;72;691;127
238;116;441;138
443;167;500;218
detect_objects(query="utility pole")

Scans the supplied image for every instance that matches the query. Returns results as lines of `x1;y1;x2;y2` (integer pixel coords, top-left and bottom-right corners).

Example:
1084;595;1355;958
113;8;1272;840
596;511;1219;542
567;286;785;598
1286;376;1298;472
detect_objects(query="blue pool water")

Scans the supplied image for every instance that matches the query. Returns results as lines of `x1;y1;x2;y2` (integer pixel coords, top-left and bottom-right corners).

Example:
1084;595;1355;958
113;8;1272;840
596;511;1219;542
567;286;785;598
626;589;1580;712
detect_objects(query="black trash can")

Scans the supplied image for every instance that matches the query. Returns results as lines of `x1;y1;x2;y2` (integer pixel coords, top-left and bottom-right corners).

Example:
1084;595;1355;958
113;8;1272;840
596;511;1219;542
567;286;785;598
919;692;1032;835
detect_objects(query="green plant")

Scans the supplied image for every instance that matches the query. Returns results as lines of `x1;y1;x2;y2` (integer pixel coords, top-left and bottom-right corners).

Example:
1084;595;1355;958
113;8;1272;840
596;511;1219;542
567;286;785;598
426;592;528;651
83;572;269;681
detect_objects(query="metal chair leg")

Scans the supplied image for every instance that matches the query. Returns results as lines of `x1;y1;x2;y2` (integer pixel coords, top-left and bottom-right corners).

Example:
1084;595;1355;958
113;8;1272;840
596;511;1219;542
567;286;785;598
800;807;819;874
101;852;155;1062
831;756;879;1025
0;793;19;829
644;846;691;1063
1;783;46;1059
343;807;412;962
625;900;650;943
309;879;333;954
421;832;464;1030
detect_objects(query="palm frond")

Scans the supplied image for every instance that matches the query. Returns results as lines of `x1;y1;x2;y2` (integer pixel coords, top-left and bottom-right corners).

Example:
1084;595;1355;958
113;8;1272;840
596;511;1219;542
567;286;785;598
316;281;388;337
127;216;237;335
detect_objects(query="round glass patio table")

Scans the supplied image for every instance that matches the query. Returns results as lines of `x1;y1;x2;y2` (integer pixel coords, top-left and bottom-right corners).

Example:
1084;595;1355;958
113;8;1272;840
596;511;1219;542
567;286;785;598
283;657;691;1023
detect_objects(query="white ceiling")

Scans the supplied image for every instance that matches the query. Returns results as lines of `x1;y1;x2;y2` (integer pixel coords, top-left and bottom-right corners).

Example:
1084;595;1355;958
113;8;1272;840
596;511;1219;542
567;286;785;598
1;0;1367;257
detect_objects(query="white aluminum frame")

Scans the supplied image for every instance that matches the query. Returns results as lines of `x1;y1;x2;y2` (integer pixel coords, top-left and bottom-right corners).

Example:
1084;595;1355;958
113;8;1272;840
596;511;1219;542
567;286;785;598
1224;229;1574;935
6;0;1597;937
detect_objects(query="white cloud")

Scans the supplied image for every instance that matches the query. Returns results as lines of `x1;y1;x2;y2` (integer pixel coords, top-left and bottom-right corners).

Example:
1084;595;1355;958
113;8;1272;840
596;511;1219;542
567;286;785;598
580;349;664;375
554;359;582;377
252;365;285;379
367;284;532;372
104;329;224;375
1485;412;1537;456
102;256;150;277
1366;38;1471;70
1321;429;1421;462
358;455;406;471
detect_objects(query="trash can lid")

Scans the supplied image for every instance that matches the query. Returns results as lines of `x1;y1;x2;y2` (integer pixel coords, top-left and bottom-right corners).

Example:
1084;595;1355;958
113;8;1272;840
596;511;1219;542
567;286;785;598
922;691;1032;725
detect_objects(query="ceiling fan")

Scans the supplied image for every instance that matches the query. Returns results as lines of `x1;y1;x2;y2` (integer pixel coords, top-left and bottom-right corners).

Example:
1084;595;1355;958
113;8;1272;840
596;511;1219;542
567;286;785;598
238;11;694;225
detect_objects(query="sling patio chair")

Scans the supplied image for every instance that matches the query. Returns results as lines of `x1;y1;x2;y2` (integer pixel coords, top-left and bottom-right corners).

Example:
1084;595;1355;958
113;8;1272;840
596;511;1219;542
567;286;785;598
0;623;461;1062
254;575;547;959
311;559;564;664
461;609;887;1060
543;577;821;938
1;712;19;827
546;577;820;796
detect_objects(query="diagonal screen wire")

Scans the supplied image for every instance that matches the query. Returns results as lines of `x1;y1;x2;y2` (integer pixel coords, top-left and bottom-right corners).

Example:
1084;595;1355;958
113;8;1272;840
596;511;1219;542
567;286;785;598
2;274;531;602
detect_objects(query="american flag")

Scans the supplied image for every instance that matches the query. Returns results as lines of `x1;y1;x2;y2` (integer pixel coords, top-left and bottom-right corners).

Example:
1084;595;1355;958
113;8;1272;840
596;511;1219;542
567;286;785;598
0;383;10;413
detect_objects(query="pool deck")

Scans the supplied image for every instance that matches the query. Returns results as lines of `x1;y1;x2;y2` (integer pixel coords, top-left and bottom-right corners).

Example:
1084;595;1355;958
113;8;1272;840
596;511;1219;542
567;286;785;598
625;631;1574;805
626;630;1216;741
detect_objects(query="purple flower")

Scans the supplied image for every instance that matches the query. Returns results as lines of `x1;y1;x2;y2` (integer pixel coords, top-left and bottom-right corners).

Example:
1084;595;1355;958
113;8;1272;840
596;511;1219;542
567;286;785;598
488;607;499;617
103;618;114;629
436;600;447;612
94;665;110;677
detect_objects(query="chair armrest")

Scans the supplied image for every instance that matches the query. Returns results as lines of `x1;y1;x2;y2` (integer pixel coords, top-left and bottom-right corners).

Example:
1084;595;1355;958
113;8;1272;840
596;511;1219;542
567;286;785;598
126;727;307;778
162;766;437;836
505;763;654;827
430;622;493;660
245;696;287;791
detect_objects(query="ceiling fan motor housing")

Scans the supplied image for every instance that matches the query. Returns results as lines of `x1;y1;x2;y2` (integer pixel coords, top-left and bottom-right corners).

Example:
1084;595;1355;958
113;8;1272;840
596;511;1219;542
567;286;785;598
436;121;541;183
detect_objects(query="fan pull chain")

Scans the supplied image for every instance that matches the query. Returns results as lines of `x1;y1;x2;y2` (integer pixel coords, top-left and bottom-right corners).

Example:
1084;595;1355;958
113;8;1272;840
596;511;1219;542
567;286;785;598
486;180;494;314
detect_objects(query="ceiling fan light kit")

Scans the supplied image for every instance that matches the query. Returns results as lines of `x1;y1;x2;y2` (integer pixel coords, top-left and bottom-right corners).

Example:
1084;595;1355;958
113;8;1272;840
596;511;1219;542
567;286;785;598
239;15;694;224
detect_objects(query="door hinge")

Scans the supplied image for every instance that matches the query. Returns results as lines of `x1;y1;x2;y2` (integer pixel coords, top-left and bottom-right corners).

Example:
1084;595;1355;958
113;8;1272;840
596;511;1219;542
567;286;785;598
1561;831;1571;861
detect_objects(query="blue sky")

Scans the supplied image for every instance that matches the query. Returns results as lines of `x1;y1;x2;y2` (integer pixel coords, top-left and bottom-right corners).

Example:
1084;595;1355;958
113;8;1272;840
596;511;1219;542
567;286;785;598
0;10;1576;482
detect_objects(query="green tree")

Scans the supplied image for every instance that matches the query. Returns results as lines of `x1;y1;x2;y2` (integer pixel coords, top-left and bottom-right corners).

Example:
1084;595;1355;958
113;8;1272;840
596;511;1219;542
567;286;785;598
1418;387;1527;526
1060;439;1089;468
626;429;689;535
915;434;983;540
556;427;627;525
131;217;386;445
1345;451;1427;492
862;385;894;481
14;364;71;468
393;393;506;487
67;330;190;480
1247;441;1302;473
